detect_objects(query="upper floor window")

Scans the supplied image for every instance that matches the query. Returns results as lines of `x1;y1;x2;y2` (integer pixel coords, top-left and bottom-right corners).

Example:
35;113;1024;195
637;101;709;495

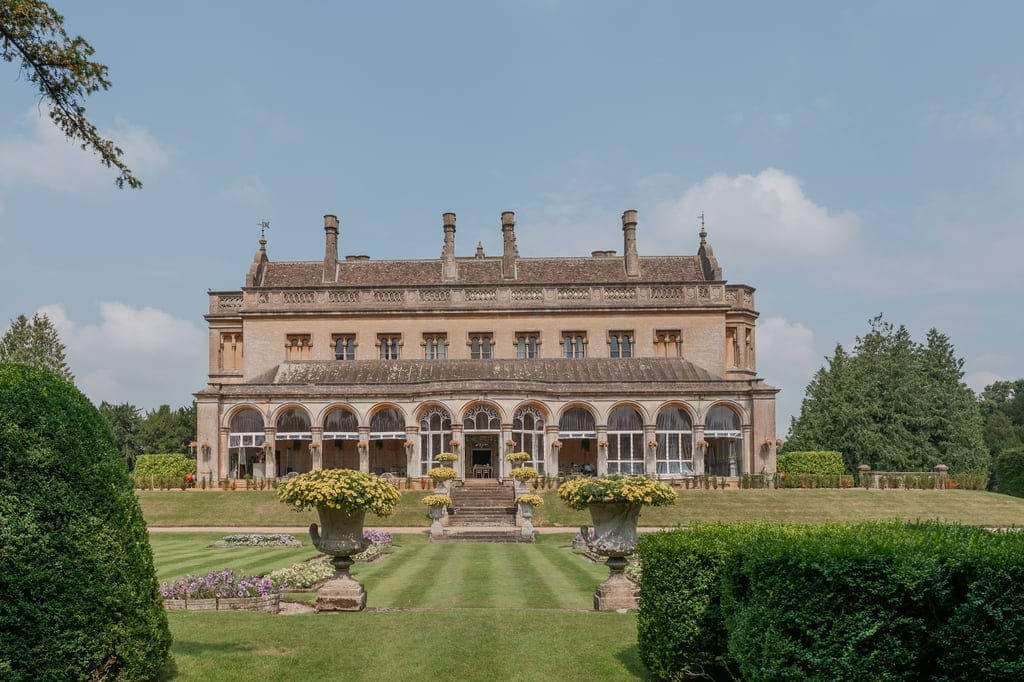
378;334;401;360
563;332;586;359
423;333;447;360
654;329;681;358
219;332;243;371
469;332;493;360
286;334;311;360
516;332;539;359
609;331;633;358
333;334;356;360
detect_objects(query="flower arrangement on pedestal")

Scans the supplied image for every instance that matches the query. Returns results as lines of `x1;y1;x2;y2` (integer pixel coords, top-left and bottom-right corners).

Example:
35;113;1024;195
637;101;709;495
428;466;458;481
422;494;453;508
434;452;458;464
557;474;676;510
514;494;544;507
509;466;538;482
505;451;531;464
422;494;452;536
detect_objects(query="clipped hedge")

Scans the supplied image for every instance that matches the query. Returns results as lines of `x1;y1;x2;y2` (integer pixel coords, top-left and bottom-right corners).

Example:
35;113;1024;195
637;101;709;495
0;364;172;680
777;450;845;475
995;447;1024;498
637;522;1024;681
133;453;196;487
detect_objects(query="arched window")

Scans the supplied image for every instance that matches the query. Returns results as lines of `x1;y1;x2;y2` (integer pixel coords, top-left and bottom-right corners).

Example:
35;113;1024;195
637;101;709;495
463;405;500;432
558;406;596;438
323;407;359;441
370;407;406;439
276;408;312;440
512;406;546;473
229;409;265;447
705;405;742;477
607;406;644;474
419;406;452;475
656;407;693;475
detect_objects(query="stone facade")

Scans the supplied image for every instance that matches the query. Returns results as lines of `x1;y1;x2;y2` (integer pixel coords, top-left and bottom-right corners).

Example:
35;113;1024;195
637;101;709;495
195;211;778;484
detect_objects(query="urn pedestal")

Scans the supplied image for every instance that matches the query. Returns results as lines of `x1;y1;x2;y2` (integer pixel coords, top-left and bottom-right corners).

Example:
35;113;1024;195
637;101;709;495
518;503;535;538
309;506;370;612
428;505;445;538
587;502;641;611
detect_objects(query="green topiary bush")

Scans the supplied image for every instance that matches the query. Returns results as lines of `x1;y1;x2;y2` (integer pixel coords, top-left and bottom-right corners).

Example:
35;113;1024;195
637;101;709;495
0;364;171;680
777;450;845;475
995;447;1024;498
133;453;196;488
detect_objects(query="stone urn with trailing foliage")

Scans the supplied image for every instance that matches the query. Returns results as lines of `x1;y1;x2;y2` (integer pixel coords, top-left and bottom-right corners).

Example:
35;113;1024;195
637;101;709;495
278;469;400;611
557;474;676;610
514;493;543;539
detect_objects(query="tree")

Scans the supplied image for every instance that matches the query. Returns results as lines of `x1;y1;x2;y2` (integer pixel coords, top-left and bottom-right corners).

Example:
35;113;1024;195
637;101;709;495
0;363;171;678
98;401;143;470
1;0;140;188
0;312;73;381
140;402;195;454
979;379;1024;459
785;315;988;474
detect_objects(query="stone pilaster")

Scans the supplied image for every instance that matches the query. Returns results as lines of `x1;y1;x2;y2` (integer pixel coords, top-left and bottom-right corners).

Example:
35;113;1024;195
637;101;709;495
597;425;608;476
644;425;657;476
500;423;513;478
311;426;323;470
406;426;419;478
693;425;705;475
358;426;370;473
264;427;277;479
218;426;229;481
741;425;753;476
451;425;465;479
546;425;560;476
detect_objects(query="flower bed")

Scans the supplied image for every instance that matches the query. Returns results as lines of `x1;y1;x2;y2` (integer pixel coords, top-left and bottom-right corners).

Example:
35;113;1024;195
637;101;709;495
160;570;280;613
267;561;335;590
557;475;676;509
210;533;301;548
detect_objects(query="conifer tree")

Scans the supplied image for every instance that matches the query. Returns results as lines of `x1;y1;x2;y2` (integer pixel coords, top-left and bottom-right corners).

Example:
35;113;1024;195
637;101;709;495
0;313;73;381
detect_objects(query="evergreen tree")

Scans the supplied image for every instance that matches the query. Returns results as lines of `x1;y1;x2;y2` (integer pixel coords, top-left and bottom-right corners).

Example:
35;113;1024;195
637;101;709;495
785;315;988;474
979;379;1024;461
0;313;73;381
98;401;143;470
140;403;195;454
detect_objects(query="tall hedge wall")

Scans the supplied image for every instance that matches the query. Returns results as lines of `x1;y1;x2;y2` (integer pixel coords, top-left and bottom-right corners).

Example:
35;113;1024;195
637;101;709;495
777;450;845;475
0;364;171;680
133;453;196;487
637;522;1024;681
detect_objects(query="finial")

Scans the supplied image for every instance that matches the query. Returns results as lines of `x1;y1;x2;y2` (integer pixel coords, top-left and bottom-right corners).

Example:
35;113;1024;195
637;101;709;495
258;220;270;249
475;241;485;258
697;212;707;245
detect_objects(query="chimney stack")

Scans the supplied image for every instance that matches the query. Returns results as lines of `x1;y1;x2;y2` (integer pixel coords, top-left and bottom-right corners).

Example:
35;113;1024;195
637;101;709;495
441;212;458;281
622;209;639;278
323;214;339;282
501;211;518;279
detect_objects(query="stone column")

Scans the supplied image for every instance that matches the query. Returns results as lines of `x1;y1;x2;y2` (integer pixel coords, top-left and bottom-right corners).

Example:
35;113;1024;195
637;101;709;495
596;425;609;476
500;423;513;478
741;425;753;476
546;425;560;476
451;425;465;479
311;426;323;470
692;425;705;475
644;425;657;476
264;427;277;479
218;426;229;482
735;325;747;370
358;426;370;473
406;426;419;478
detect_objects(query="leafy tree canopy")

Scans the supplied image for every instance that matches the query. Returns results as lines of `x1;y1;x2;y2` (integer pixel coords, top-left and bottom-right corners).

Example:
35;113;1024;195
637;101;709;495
98;400;143;468
140;402;196;454
0;0;140;187
0;313;73;381
979;379;1024;459
784;315;988;474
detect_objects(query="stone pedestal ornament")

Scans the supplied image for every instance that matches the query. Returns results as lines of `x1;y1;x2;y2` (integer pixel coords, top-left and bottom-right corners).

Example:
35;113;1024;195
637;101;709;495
309;506;370;612
428;505;445;538
519;503;535;538
587;502;641;611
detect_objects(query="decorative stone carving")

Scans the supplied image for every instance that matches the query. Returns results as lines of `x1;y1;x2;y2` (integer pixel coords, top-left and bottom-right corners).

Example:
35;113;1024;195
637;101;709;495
466;289;497;301
511;288;543;301
218;294;243;310
557;287;590;301
604;286;637;301
419;289;451;302
373;290;404;303
283;290;316;304
588;502;641;611
309;506;370;611
328;290;358;303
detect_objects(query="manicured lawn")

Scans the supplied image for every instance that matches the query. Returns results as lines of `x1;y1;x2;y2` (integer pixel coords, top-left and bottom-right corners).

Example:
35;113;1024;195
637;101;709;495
140;488;1024;528
534;488;1024;527
158;533;643;680
149;532;320;581
138;490;431;527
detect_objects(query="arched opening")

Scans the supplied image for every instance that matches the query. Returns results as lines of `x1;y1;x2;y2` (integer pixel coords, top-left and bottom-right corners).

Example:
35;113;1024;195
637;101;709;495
275;407;312;476
323;407;359;471
607;406;644;474
419;406;452;476
512;406;546;474
369;407;407;476
558;406;597;475
463;404;500;477
705;405;742;477
656;406;693;476
228;408;265;479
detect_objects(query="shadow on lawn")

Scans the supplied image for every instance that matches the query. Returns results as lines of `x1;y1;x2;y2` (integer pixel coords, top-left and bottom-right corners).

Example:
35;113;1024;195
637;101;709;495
616;644;652;679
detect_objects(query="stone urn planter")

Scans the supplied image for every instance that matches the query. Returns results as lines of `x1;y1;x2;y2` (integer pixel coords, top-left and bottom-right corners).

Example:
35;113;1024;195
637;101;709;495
428;505;445;538
518;502;535;538
309;506;371;612
587;501;641;611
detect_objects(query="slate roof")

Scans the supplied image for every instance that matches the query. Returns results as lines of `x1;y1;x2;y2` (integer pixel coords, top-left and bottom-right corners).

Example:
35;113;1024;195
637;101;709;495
258;255;706;288
269;357;719;386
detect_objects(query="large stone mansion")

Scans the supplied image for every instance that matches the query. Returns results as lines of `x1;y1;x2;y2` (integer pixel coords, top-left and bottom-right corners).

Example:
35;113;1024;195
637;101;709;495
195;210;778;483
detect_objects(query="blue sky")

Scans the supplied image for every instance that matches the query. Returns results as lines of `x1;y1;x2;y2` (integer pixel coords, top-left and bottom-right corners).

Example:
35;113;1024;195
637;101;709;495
1;1;1021;431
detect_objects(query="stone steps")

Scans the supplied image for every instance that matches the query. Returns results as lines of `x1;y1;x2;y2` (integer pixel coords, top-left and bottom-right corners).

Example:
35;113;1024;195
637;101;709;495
449;480;518;530
432;528;533;543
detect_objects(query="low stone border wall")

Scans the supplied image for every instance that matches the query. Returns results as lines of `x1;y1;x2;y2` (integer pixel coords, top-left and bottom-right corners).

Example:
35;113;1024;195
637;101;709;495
163;594;280;613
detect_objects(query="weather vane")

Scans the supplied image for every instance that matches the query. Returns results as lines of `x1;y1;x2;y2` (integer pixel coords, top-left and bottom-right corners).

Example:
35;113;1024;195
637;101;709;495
697;212;705;230
258;220;270;240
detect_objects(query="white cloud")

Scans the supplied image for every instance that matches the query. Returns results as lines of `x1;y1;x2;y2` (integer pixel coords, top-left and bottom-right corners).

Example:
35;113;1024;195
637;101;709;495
221;175;269;205
0;107;170;194
756;317;821;434
35;302;205;409
645;168;860;258
965;370;1003;394
928;82;1024;140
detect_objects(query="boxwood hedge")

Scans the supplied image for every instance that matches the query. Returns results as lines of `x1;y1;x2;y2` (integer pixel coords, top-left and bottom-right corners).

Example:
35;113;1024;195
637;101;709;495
132;453;196;488
777;450;845;475
0;364;171;680
637;522;1024;681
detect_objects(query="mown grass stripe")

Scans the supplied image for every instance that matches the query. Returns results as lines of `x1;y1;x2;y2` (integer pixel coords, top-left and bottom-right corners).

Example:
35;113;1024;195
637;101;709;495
503;543;560;608
534;543;608;602
358;543;429;606
527;544;594;609
446;543;496;609
392;544;455;607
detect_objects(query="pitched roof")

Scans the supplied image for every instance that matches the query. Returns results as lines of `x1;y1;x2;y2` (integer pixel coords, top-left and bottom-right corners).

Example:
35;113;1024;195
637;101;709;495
257;255;707;288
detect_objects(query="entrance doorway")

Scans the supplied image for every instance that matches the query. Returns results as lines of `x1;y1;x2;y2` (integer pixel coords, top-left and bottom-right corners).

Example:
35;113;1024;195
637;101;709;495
468;435;496;478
